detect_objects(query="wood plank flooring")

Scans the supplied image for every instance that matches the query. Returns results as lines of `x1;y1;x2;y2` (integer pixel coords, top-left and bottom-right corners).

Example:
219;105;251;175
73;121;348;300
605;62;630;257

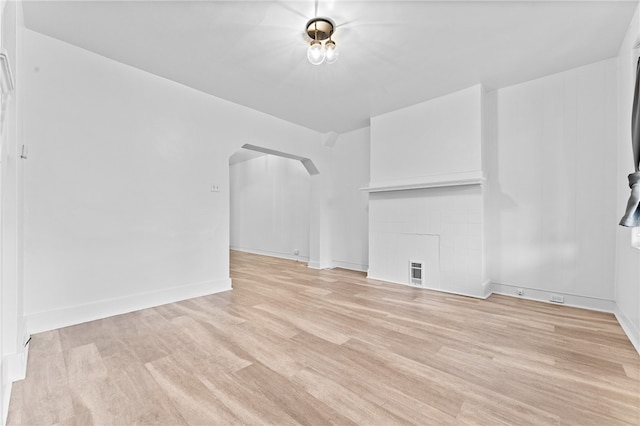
7;250;640;425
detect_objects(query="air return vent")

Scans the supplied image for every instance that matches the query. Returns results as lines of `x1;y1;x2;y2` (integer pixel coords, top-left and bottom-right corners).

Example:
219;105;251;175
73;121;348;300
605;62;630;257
409;261;424;286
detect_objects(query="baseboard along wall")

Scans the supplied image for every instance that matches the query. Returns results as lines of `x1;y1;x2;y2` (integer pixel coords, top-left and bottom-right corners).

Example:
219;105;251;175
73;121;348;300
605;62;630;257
26;278;232;335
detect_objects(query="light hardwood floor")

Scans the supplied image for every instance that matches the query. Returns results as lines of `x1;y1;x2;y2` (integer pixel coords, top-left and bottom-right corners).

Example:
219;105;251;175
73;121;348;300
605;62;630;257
7;250;640;425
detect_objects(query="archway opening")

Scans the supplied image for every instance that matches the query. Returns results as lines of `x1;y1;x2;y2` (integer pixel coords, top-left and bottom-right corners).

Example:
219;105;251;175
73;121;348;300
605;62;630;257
229;145;316;263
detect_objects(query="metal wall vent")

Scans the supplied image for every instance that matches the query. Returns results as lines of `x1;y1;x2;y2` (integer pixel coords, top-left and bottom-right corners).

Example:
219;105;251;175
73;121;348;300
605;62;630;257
410;261;423;286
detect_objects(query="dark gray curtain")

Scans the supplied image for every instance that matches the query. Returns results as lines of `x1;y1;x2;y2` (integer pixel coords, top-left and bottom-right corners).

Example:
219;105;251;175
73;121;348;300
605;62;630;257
620;57;640;227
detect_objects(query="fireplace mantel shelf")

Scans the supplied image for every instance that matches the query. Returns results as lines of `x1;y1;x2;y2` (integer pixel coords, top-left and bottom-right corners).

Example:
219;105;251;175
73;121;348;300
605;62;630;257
361;172;485;193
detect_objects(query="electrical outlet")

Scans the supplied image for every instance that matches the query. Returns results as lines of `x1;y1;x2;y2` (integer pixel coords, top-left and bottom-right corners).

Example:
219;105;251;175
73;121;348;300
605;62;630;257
210;184;220;192
550;294;565;304
517;288;524;296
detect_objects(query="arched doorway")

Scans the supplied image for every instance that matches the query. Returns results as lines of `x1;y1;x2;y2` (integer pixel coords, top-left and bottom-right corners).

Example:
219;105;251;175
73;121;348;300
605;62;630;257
228;144;319;264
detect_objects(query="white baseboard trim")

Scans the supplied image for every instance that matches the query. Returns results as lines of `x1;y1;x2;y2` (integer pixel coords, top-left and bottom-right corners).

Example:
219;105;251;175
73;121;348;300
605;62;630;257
26;278;232;334
3;346;28;384
482;280;492;298
1;319;29;425
307;261;333;270
331;260;368;273
307;261;321;270
3;381;12;426
230;247;310;263
366;274;490;299
229;248;346;271
490;282;616;313
2;341;28;426
615;307;640;355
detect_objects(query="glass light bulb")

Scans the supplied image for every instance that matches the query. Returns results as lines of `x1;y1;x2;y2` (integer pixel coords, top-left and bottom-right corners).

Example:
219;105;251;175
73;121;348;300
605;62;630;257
307;41;325;65
325;40;339;64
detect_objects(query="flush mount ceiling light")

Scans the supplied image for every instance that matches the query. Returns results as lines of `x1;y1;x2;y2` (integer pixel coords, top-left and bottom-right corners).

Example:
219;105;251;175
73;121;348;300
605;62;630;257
306;17;339;65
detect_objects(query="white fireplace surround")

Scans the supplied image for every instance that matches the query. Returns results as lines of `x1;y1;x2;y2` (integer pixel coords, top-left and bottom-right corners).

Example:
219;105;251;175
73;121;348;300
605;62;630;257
366;174;487;299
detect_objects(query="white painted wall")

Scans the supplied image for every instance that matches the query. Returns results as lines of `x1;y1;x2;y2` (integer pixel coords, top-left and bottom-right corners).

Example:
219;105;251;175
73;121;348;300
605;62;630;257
369;186;485;296
368;85;487;297
22;30;328;333
1;4;5;418
370;85;483;184
228;126;370;272
482;89;497;289
330;127;370;272
615;4;640;353
489;59;618;306
230;154;311;261
1;0;27;422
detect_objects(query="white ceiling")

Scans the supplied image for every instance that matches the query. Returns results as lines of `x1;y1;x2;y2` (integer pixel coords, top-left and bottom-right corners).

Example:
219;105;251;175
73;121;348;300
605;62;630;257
22;1;638;134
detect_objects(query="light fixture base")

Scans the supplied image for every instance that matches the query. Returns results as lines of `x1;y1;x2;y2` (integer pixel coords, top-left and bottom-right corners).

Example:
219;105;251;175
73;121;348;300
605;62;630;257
306;17;334;41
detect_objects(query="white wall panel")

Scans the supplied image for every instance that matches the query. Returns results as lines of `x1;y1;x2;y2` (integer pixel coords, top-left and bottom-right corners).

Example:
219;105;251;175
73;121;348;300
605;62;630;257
369;186;484;297
22;30;327;329
369;85;486;297
615;4;640;353
330;127;370;271
0;1;24;422
230;155;310;260
490;59;618;301
370;85;483;184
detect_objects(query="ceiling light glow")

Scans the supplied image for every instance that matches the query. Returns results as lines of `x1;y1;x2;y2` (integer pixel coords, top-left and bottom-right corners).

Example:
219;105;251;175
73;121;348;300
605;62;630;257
305;17;338;66
325;40;338;64
307;40;326;65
